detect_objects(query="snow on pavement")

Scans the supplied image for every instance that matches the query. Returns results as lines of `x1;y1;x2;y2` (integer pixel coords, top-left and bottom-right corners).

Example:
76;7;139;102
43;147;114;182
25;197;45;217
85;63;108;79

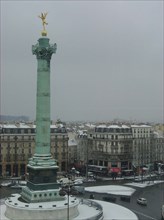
85;185;135;196
96;200;138;220
0;185;139;220
125;180;164;188
0;199;138;220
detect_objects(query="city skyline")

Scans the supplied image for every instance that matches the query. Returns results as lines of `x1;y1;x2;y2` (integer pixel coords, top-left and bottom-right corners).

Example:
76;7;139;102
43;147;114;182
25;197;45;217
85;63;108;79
1;1;163;123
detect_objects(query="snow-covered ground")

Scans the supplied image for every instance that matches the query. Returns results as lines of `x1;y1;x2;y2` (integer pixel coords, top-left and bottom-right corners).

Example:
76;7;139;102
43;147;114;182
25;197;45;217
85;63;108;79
85;181;164;196
125;180;164;188
94;200;138;220
0;198;138;220
2;181;163;219
0;184;138;220
74;199;138;220
85;185;135;196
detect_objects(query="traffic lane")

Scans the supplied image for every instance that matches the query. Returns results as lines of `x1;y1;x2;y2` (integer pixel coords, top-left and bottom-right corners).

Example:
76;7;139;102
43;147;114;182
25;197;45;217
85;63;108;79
83;183;164;220
117;184;164;220
84;192;150;220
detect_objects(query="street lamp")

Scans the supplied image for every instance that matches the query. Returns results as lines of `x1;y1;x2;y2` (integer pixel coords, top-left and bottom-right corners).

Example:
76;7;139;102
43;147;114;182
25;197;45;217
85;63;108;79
59;180;72;220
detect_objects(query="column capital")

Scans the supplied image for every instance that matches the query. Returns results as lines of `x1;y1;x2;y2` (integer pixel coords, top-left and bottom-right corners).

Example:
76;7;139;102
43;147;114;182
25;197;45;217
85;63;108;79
32;38;57;60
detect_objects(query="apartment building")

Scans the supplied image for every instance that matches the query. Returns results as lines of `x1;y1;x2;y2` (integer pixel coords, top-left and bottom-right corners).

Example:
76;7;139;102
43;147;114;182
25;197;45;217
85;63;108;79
77;125;133;172
131;125;153;167
77;124;164;174
0;123;69;177
153;132;164;163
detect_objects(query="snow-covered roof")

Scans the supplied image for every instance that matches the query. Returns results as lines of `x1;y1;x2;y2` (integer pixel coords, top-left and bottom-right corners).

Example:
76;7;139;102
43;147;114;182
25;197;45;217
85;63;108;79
153;131;163;138
2;124;18;128
140;125;151;127
85;123;95;128
51;125;57;128
79;125;85;128
108;125;121;128
121;125;130;128
56;123;64;128
96;125;130;129
19;123;30;128
131;125;151;128
97;125;107;128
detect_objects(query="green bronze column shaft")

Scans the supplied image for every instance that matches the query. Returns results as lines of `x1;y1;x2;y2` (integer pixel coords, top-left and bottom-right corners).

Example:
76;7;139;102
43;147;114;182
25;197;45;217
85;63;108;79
36;58;50;155
32;37;57;157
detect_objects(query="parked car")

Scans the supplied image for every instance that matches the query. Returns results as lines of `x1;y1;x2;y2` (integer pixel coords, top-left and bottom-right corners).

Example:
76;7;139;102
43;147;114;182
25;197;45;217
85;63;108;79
103;196;116;203
120;196;130;202
137;198;147;206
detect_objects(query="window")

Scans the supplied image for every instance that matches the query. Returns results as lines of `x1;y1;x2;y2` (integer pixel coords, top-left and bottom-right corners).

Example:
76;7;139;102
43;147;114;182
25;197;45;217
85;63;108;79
6;154;11;162
7;144;10;152
5;129;9;134
31;129;35;134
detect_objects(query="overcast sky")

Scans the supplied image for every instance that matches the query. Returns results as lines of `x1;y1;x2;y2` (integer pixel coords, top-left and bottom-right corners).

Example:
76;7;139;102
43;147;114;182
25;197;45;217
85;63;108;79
1;1;163;123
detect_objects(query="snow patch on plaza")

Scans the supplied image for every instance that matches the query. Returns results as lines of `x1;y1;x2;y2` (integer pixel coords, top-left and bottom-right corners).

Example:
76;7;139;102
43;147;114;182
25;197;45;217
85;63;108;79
85;185;135;196
125;180;164;188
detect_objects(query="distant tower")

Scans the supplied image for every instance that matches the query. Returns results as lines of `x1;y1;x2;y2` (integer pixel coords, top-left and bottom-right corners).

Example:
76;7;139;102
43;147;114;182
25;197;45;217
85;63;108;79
21;14;61;203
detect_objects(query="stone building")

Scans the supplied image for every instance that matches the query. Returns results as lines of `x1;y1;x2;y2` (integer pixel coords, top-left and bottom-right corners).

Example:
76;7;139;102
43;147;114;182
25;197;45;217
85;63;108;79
152;131;164;163
68;134;78;168
77;125;133;173
77;124;164;175
131;125;153;168
0;123;68;177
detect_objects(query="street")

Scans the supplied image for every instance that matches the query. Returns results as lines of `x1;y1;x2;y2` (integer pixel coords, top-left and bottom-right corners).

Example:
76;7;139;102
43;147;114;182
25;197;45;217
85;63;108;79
1;179;164;220
83;181;164;220
124;183;164;220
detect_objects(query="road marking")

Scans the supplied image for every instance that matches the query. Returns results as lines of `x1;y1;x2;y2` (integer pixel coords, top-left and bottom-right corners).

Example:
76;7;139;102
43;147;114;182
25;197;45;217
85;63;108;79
131;209;158;220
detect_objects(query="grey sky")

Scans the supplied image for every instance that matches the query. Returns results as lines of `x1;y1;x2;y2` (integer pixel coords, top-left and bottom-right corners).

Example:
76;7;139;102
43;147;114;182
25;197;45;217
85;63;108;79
1;1;163;122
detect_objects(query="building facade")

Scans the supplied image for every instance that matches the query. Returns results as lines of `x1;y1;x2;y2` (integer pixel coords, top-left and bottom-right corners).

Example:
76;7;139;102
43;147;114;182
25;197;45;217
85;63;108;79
77;125;133;173
1;122;163;177
0;123;68;177
68;135;78;168
131;125;153;168
153;132;164;163
77;124;164;175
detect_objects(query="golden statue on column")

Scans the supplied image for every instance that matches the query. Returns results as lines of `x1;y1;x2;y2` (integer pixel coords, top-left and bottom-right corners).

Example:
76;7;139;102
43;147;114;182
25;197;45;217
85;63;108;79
38;12;48;36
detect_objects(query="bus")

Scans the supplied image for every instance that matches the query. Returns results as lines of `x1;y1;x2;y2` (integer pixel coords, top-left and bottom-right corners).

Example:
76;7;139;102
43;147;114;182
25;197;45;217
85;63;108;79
88;165;108;176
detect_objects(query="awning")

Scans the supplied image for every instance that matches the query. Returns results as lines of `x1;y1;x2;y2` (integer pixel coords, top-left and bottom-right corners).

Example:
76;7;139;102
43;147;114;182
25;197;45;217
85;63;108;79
110;167;121;173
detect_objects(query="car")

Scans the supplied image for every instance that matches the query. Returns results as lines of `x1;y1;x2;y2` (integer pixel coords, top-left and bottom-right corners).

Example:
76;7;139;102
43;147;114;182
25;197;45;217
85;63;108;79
103;196;116;203
137;198;147;206
120;196;130;202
